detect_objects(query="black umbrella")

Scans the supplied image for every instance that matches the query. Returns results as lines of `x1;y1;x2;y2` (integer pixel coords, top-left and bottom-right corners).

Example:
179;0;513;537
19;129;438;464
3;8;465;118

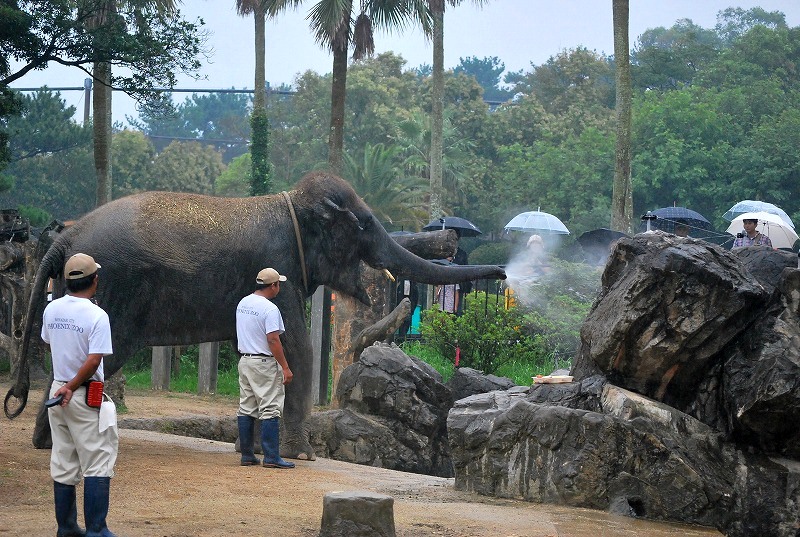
577;228;629;265
577;228;628;250
642;207;712;234
422;216;482;237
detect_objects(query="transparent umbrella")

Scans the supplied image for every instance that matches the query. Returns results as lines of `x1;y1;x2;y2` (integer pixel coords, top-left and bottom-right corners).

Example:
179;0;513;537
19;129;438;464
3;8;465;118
726;212;799;249
723;200;795;229
504;210;570;235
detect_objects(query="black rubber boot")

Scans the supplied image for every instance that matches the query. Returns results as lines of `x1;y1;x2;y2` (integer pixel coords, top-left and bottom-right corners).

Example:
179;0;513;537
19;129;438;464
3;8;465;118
237;415;260;466
83;477;117;537
54;481;85;537
260;417;295;469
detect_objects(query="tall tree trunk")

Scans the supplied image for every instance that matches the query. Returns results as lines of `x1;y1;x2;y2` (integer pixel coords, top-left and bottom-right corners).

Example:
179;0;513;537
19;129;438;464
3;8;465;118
429;2;445;220
253;4;266;110
93;61;113;207
610;0;633;233
249;2;271;195
327;40;349;174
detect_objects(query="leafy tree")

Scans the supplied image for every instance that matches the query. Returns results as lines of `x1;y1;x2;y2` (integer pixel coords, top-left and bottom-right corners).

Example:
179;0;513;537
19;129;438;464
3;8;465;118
111;129;156;198
146;140;225;194
1;88;93;216
216;153;251;197
453;55;512;102
131;91;252;161
7;90;92;161
509;47;615;116
632;19;722;90
0;147;95;220
715;7;787;45
631;87;735;224
1;0;206;205
391;108;473;212
344;52;426;152
308;0;430;173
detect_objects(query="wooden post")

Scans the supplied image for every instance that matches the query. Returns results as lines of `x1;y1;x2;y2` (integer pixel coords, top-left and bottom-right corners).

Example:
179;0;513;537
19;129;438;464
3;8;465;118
151;346;171;390
310;286;331;405
197;341;219;394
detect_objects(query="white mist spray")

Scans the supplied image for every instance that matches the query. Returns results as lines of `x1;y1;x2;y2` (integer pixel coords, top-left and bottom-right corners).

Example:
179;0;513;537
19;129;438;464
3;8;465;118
503;234;554;308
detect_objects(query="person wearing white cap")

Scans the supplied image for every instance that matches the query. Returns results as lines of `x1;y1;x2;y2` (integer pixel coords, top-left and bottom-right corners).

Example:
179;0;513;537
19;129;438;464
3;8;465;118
235;267;295;469
42;253;118;537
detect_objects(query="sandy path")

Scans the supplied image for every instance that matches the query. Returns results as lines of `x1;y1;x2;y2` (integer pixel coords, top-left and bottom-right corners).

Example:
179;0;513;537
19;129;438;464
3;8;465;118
0;382;721;537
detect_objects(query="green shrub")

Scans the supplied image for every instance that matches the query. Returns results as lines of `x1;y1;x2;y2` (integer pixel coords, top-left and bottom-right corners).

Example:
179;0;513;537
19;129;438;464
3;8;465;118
420;292;550;375
468;241;513;266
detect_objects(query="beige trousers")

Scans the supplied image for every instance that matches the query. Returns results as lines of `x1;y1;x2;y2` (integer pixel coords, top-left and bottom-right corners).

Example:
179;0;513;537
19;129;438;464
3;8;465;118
48;382;118;485
237;356;285;420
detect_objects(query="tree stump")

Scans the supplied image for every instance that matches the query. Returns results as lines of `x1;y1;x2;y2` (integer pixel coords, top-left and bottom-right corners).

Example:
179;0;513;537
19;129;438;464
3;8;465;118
319;491;395;537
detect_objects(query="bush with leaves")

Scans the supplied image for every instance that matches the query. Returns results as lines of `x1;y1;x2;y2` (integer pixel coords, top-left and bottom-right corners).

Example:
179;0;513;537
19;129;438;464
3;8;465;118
420;291;549;375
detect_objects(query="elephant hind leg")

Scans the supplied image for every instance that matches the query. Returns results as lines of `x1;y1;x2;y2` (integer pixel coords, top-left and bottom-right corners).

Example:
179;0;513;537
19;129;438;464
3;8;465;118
281;420;315;461
33;376;53;449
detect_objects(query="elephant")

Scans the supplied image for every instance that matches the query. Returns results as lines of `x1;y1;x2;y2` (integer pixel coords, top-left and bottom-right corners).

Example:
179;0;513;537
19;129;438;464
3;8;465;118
5;171;505;458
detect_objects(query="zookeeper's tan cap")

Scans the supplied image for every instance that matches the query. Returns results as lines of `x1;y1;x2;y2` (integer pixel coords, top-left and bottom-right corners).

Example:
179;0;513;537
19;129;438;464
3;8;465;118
64;253;101;280
256;267;287;285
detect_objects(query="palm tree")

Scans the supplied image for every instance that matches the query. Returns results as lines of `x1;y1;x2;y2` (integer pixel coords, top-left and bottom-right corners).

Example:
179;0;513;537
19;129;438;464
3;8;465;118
343;142;428;229
392;109;473;209
425;0;487;220
308;0;430;173
610;0;633;232
236;0;302;195
85;0;179;207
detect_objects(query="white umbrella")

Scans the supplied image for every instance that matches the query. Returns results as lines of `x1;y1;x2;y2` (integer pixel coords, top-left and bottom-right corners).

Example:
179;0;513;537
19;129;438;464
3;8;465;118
726;212;799;249
504;210;570;235
723;200;795;229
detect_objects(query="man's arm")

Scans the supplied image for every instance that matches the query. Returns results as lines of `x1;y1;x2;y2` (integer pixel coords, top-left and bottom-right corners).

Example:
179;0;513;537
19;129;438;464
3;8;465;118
267;331;293;385
52;353;104;407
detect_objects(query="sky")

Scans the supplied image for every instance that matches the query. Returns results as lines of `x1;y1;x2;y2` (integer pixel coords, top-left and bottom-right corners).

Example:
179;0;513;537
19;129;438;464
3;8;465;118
9;0;800;125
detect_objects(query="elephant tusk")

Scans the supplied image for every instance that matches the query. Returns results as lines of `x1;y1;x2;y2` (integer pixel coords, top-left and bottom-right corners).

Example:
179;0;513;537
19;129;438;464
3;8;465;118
382;268;395;282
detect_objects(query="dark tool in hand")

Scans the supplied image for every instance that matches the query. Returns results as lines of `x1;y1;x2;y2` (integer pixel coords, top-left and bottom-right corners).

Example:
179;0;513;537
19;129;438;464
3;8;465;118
45;394;64;408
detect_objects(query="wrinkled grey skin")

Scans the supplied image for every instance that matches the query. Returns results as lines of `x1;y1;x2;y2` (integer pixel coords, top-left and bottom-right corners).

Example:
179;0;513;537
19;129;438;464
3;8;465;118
7;172;505;458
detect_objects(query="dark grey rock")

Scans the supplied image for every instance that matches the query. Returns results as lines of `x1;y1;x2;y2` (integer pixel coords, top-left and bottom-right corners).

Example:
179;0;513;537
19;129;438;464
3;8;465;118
572;232;768;409
313;343;454;476
448;386;800;536
319;491;395;537
446;367;515;402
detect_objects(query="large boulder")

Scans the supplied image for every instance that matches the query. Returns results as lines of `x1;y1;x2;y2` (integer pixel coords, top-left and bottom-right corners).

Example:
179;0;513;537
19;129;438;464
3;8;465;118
572;233;767;409
309;343;454;477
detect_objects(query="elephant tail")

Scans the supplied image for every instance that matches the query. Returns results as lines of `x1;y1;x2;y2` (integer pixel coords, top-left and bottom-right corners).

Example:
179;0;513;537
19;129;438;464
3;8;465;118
4;239;66;419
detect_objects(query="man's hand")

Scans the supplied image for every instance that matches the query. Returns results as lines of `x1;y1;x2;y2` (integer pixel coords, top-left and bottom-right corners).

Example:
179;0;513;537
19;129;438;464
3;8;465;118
282;366;293;385
53;385;74;407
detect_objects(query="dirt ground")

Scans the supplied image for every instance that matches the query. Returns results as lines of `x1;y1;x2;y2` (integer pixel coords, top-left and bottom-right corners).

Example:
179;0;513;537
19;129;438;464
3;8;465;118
0;379;723;537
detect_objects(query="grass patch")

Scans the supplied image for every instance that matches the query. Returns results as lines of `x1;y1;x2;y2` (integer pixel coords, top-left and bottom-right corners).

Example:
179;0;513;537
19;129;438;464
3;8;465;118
124;346;241;397
400;341;454;382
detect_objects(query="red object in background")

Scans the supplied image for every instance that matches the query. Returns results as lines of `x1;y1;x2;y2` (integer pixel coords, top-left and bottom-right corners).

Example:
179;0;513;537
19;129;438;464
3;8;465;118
455;346;460;367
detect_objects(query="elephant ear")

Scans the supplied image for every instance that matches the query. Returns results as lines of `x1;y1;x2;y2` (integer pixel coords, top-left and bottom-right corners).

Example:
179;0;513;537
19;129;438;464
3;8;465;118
321;197;363;231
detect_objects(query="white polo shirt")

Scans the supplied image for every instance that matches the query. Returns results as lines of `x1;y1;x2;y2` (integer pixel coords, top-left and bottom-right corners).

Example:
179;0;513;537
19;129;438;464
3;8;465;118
41;295;113;382
236;293;285;356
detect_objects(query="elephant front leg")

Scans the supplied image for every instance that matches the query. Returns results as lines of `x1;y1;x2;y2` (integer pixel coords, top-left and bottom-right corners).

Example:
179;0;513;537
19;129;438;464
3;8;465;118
279;329;316;461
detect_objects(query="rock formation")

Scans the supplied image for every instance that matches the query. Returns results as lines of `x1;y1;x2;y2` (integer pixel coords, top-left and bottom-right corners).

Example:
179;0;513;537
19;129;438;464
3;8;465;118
449;234;800;537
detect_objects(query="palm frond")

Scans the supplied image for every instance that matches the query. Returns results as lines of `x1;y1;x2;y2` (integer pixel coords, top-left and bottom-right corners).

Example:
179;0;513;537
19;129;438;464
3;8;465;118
352;13;374;60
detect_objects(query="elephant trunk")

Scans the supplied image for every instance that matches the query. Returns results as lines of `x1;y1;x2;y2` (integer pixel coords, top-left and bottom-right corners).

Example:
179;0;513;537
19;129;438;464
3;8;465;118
377;233;505;285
